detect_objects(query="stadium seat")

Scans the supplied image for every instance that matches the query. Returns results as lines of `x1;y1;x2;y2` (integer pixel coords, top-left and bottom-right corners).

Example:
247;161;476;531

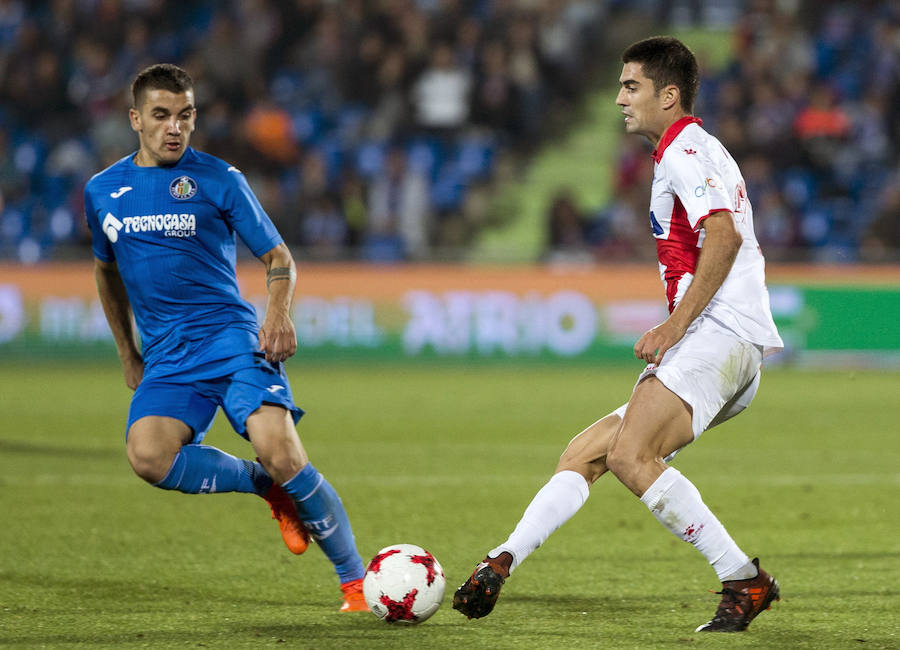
455;136;495;181
430;161;467;213
355;140;387;179
407;138;443;180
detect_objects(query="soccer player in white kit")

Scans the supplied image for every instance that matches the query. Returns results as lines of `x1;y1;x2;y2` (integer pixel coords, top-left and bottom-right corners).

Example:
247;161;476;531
454;36;784;633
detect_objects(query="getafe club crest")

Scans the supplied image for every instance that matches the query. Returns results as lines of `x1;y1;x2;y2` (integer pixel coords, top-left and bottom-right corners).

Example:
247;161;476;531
169;175;197;200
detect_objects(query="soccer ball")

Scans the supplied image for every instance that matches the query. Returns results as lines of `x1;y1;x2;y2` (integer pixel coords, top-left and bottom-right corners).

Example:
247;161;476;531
363;544;446;624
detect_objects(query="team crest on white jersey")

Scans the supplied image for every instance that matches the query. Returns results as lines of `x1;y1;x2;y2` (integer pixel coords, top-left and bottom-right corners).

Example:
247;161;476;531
170;175;197;200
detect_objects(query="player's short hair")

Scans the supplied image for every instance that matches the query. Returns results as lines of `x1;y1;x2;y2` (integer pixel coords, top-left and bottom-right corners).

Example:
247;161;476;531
622;36;699;113
131;63;194;109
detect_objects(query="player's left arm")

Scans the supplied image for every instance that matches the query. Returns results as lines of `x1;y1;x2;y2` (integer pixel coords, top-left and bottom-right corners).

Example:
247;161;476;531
257;242;297;363
634;211;742;364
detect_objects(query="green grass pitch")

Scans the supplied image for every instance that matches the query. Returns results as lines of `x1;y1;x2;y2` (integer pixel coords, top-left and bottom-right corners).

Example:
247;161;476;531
1;361;898;649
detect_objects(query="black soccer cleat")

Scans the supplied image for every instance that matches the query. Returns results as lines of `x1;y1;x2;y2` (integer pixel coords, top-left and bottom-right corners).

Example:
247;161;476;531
452;561;506;619
696;558;781;632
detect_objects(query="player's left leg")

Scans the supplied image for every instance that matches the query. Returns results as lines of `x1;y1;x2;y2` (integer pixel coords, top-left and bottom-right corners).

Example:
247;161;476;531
487;413;622;577
607;321;779;630
609;376;760;575
247;405;367;612
454;413;620;619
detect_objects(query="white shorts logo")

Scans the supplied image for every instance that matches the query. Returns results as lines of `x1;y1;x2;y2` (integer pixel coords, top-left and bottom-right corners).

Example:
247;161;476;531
102;212;123;242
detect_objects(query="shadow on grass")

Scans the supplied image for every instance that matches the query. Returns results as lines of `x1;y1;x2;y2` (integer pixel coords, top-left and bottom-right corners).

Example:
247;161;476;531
0;439;119;459
772;550;900;561
0;570;296;610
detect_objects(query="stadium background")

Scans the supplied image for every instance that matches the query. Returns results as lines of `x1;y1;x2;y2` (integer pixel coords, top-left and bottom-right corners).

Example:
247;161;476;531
1;2;899;648
1;0;899;366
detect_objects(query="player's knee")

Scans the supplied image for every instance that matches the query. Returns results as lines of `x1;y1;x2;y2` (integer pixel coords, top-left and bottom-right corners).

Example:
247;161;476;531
249;412;308;483
557;446;605;484
258;451;307;485
126;436;178;484
605;442;640;482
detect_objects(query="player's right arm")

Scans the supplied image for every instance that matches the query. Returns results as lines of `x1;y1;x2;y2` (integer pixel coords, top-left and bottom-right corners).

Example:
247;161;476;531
94;258;144;389
633;212;741;364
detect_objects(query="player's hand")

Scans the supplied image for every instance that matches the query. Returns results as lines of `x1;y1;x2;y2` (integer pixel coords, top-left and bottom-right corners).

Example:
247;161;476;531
123;357;144;391
633;319;686;366
259;309;297;363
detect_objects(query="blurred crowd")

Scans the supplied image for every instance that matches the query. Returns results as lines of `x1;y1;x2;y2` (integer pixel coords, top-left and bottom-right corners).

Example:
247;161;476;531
0;0;604;263
545;0;900;264
3;1;899;266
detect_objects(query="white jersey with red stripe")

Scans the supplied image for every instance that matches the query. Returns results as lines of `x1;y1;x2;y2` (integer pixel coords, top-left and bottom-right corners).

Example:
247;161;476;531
649;117;783;356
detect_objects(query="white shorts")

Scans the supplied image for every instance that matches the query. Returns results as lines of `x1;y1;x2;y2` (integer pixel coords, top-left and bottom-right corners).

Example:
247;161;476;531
612;314;763;459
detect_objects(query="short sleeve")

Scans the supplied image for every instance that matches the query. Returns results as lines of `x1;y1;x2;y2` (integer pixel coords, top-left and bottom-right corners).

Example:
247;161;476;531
221;168;283;257
665;149;735;230
85;182;115;262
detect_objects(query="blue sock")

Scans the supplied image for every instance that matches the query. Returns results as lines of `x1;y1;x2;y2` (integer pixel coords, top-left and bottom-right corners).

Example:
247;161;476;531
154;444;274;495
282;463;365;583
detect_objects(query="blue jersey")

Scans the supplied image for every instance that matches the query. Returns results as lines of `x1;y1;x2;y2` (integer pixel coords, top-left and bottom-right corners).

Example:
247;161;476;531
84;147;283;380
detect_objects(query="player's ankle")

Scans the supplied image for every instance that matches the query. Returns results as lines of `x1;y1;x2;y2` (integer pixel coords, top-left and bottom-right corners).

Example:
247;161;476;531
722;560;759;582
485;552;512;578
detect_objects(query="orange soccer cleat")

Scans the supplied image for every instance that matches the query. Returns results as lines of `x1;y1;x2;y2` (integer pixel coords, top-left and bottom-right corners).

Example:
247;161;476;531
339;578;369;613
696;558;780;632
262;483;310;555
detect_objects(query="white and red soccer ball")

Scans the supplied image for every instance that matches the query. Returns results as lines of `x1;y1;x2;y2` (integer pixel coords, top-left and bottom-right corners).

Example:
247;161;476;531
363;544;446;624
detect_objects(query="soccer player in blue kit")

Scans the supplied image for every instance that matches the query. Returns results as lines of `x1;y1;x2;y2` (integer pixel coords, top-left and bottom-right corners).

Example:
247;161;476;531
84;63;368;612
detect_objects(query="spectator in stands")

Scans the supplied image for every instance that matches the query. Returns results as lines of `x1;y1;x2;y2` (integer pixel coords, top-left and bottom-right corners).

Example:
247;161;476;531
299;195;348;261
410;40;472;140
196;12;255;105
67;38;125;120
506;13;545;142
285;150;348;258
243;99;300;169
338;169;367;250
0;128;26;208
366;144;431;261
364;45;411;141
861;180;900;262
4;0;899;263
794;83;851;141
344;27;388;108
456;16;483;74
470;39;521;139
544;189;591;264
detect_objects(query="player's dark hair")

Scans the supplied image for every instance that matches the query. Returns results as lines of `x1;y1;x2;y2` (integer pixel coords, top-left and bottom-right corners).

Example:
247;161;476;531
622;36;699;113
131;63;194;108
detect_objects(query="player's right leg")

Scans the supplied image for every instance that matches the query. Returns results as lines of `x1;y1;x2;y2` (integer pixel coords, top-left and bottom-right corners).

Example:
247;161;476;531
126;416;275;495
247;405;367;611
126;381;276;496
453;413;620;619
126;416;192;484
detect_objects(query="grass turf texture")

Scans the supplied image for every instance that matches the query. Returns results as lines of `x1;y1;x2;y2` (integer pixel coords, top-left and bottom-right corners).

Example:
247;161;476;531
0;362;897;649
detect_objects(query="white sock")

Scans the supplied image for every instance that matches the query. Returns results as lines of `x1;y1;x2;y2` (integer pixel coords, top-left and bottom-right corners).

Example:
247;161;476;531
640;467;754;581
489;470;590;574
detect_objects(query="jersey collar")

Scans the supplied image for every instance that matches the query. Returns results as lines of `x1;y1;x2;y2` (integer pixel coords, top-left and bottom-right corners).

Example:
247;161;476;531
651;116;703;163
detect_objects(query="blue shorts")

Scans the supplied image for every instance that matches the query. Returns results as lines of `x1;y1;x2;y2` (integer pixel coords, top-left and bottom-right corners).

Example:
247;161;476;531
127;353;304;442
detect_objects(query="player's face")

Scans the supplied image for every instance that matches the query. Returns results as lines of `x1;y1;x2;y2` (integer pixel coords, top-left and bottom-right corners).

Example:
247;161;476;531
129;88;196;166
616;62;669;144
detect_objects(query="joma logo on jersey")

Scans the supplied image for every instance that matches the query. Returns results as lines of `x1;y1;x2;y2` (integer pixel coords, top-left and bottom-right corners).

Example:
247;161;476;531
102;212;197;241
